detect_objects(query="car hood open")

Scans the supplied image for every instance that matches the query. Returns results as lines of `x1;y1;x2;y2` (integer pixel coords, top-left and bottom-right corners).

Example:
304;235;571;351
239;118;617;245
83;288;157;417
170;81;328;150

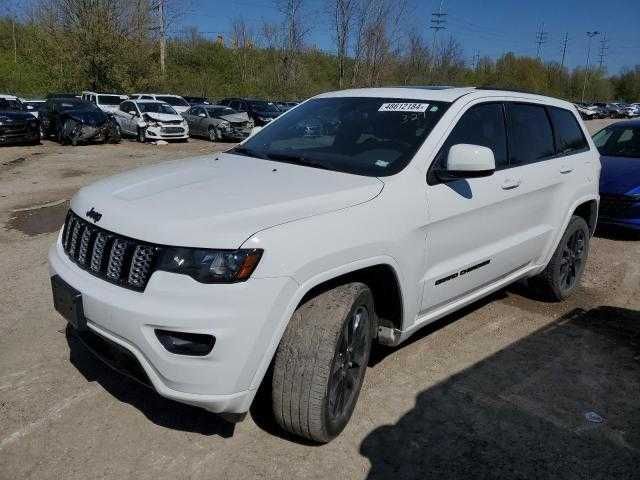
71;153;384;248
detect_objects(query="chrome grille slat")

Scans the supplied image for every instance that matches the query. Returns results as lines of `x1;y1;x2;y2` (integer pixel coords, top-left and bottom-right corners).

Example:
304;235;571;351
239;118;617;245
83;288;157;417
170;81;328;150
61;211;160;291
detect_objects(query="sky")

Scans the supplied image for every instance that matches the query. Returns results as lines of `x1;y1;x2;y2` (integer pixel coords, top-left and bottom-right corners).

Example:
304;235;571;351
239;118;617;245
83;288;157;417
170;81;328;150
174;0;640;74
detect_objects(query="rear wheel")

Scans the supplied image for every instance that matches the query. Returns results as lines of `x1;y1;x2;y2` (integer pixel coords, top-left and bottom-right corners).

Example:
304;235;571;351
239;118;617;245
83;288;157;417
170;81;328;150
530;216;590;301
272;282;375;443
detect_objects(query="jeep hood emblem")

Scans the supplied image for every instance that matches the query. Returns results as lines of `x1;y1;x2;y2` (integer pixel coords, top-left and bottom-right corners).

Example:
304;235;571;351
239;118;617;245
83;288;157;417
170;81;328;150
86;207;102;223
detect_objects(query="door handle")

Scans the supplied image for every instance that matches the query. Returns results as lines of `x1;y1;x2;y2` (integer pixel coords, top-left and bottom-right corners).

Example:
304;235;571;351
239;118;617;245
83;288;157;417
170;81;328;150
560;166;573;174
501;179;521;190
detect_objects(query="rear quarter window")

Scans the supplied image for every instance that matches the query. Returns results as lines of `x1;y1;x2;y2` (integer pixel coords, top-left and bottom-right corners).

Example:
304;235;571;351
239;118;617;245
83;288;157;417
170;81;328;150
548;107;589;155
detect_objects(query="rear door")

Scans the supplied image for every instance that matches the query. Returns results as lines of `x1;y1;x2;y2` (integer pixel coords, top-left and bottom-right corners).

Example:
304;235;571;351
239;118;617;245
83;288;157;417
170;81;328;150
421;102;531;312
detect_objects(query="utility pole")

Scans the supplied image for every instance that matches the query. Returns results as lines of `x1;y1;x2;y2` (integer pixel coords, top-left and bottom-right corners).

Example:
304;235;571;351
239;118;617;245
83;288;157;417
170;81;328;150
581;31;600;103
535;22;548;60
560;32;569;69
430;0;447;56
598;32;609;70
472;49;480;71
159;0;166;76
12;17;17;65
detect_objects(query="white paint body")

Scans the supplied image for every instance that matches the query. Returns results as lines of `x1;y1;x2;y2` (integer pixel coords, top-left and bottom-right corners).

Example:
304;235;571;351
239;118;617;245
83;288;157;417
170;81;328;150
113;100;189;141
49;87;600;413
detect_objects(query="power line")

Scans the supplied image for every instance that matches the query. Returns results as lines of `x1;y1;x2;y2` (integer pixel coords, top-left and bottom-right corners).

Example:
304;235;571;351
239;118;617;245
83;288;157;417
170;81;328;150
535;22;548;60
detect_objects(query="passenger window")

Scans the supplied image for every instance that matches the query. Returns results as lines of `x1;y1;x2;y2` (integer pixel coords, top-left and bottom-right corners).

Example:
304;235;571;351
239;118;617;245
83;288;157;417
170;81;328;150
434;103;508;171
508;104;555;165
548;107;589;155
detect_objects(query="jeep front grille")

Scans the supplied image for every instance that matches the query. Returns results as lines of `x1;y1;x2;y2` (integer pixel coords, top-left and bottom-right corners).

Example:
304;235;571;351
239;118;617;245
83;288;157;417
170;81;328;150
61;211;161;291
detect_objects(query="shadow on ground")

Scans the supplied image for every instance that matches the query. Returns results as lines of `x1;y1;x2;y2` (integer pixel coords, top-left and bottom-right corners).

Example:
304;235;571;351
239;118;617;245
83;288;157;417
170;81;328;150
65;328;236;438
595;224;640;241
360;306;640;479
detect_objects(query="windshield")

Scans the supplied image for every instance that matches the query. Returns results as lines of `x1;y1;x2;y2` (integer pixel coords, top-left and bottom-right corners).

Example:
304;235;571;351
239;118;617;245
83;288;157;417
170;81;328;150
57;99;96;111
138;102;178;115
248;101;279;113
233;97;449;176
593;125;640;158
207;107;238;117
98;95;123;105
156;96;189;107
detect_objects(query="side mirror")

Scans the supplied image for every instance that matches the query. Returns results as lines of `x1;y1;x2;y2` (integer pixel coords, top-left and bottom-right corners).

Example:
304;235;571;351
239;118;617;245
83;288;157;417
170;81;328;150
198;112;206;117
128;110;137;116
437;144;496;181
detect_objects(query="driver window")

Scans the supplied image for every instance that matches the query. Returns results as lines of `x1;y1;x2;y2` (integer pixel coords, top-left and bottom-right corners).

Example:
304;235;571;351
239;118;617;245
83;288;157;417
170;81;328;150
434;103;508;170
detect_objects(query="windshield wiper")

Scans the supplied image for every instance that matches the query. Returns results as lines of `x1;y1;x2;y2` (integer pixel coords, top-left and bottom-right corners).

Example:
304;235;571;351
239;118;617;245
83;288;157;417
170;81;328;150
230;146;269;159
264;152;336;171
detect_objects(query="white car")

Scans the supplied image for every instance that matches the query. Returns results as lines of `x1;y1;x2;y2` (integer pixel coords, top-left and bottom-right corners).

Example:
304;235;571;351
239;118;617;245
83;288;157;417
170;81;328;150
49;87;599;443
81;92;129;114
113;99;189;142
623;104;640;118
130;93;190;114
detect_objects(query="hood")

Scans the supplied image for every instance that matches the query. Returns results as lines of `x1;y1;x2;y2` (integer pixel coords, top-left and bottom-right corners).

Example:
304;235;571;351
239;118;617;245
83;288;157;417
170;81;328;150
98;105;120;113
172;105;189;113
67;108;109;126
71;153;384;248
599;155;640;195
0;110;37;121
144;112;183;123
219;112;251;123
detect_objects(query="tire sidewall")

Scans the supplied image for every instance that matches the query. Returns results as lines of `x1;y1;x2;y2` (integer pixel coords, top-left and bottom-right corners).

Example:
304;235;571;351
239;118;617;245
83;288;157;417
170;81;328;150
321;286;375;439
208;126;216;142
548;216;590;299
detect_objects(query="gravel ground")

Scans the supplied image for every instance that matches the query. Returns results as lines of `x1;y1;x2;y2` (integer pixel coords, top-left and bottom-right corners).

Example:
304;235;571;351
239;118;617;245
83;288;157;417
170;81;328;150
1;121;639;479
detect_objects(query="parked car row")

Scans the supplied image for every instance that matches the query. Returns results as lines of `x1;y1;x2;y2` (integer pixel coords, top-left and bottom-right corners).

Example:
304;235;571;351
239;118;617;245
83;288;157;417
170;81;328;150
575;101;640;120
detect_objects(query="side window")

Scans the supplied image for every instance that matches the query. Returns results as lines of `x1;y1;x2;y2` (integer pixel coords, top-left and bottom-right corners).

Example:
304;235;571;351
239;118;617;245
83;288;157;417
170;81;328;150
434;103;508;171
119;101;129;112
507;103;555;165
141;95;153;100
548;107;589;155
191;107;202;116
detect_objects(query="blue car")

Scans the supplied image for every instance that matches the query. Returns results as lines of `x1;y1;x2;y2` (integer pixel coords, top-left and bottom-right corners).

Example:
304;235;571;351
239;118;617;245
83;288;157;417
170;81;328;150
594;120;640;230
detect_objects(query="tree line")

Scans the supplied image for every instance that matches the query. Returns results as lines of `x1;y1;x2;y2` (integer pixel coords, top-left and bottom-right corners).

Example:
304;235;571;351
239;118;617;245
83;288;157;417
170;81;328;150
0;0;638;102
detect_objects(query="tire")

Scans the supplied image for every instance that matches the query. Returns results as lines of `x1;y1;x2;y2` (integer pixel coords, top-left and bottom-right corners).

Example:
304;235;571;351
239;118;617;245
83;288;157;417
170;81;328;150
137;127;146;143
530;215;590;301
108;123;121;144
208;126;217;142
272;282;375;443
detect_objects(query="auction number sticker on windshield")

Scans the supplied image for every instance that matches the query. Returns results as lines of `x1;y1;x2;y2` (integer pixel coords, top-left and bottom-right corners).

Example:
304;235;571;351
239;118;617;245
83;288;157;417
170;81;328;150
378;102;429;113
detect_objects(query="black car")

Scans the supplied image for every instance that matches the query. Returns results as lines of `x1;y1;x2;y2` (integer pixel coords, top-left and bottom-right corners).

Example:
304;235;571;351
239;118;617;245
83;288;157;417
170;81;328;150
183;96;211;106
0;110;40;145
39;98;120;145
217;98;281;126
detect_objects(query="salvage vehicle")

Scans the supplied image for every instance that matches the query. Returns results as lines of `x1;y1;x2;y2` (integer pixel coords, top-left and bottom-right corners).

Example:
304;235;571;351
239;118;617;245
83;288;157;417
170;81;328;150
39;98;121;145
0;109;40;145
130;93;190;114
81;92;129;114
114;99;189;142
183;104;253;141
217;97;281;125
0;94;27;112
49;87;599;443
623;104;640;118
594;120;640;230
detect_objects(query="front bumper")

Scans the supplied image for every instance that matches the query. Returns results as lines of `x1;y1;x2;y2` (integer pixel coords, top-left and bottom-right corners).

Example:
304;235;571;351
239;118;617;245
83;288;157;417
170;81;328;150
0;124;39;144
49;237;297;413
145;124;189;140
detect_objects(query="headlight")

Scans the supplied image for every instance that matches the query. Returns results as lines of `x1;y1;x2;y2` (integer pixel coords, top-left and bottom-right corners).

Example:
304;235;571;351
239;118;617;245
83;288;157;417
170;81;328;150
157;248;263;283
219;120;230;130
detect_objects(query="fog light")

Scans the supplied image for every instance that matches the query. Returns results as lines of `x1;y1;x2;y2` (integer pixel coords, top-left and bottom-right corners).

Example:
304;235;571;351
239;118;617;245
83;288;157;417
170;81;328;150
155;329;215;356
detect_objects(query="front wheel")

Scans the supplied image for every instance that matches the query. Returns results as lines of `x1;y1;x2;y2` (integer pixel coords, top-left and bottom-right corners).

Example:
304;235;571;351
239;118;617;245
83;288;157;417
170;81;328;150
137;127;146;143
272;282;375;443
530;216;590;301
208;126;217;142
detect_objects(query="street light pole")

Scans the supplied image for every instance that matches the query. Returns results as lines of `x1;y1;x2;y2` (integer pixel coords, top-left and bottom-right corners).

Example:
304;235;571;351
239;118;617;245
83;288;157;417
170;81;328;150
581;31;600;103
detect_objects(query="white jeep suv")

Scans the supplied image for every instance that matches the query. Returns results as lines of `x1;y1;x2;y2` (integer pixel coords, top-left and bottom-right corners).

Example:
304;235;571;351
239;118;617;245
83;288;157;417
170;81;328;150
49;87;600;442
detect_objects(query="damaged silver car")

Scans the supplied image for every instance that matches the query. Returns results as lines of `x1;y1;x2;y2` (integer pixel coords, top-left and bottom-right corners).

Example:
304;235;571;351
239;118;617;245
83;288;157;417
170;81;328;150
183;105;254;142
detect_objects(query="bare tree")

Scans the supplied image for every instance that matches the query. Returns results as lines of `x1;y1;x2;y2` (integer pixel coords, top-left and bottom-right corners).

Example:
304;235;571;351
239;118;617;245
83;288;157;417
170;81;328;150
230;17;256;85
327;0;354;88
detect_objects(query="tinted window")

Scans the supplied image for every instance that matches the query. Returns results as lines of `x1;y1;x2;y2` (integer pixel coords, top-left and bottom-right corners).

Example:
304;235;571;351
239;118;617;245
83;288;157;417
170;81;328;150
593;126;640;158
234;97;449;177
508;104;555;165
433;103;508;172
98;95;123;105
156;96;189;107
191;107;203;116
138;102;177;115
548;107;589;155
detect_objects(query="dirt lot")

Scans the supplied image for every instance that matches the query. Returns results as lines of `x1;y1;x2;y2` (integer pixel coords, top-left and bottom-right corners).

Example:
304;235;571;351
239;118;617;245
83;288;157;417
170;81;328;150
1;121;639;479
